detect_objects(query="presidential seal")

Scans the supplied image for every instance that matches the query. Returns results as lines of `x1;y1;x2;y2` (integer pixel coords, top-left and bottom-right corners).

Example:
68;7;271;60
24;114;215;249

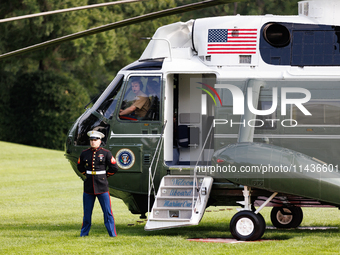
116;148;135;169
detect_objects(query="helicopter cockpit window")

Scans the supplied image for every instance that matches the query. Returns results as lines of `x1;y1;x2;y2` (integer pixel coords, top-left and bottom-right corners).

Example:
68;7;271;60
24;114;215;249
96;74;124;119
74;75;125;146
74;112;110;146
119;76;161;121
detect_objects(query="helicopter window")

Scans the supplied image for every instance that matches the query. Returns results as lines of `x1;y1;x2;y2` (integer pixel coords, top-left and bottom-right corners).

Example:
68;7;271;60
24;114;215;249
292;100;340;126
255;101;277;130
96;74;124;119
119;76;161;121
74;113;110;146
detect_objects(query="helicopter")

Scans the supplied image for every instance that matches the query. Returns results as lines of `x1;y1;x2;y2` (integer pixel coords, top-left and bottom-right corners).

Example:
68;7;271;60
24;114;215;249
2;0;340;241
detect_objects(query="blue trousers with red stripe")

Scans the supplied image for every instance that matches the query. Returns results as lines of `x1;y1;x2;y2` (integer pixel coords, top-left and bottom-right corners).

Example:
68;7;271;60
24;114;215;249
80;192;117;237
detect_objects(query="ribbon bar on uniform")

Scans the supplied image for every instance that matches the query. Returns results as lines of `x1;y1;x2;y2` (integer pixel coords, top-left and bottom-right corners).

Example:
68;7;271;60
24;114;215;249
86;170;106;175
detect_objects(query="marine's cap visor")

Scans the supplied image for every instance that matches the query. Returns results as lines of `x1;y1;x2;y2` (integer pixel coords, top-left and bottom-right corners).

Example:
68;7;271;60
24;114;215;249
89;136;101;140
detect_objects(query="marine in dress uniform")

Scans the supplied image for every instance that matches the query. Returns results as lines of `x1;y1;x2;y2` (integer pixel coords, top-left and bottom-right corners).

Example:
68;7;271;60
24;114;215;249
77;130;118;237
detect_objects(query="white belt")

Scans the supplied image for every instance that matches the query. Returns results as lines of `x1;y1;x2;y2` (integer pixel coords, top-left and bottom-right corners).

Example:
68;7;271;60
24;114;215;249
86;170;106;175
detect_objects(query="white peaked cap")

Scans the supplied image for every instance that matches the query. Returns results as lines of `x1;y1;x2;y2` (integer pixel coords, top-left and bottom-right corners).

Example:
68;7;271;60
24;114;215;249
87;130;105;139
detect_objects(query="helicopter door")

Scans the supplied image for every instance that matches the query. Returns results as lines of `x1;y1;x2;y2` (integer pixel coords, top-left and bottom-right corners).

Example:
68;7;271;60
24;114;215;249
164;73;216;166
109;74;162;194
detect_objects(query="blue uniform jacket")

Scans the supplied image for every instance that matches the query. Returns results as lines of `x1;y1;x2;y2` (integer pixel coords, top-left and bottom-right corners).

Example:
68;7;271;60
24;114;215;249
77;147;118;195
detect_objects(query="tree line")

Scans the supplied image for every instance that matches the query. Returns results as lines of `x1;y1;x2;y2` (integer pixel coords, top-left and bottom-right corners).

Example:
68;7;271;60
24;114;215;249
0;0;298;150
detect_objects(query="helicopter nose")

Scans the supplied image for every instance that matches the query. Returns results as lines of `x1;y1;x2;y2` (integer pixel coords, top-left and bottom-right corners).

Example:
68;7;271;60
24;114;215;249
65;136;74;154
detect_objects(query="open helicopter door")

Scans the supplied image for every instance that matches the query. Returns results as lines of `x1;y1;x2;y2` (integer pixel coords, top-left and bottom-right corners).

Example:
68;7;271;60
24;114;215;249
145;73;215;230
164;73;217;167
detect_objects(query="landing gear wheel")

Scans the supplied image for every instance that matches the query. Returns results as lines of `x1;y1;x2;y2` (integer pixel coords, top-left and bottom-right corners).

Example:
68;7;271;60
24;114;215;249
256;212;266;239
270;206;303;228
230;211;266;241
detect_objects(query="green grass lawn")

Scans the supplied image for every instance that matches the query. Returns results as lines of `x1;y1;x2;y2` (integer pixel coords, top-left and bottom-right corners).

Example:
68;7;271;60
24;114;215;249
1;141;340;254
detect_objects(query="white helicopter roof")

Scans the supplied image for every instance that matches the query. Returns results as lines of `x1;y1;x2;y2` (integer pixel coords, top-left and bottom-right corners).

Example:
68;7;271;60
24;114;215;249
140;0;340;72
298;0;340;25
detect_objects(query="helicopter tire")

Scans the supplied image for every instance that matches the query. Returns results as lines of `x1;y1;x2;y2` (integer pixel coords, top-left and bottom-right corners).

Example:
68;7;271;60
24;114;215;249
230;211;266;241
270;206;303;228
256;212;266;239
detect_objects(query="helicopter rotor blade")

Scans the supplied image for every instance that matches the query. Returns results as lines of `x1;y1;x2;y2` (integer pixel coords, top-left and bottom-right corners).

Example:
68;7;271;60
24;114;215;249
0;0;146;24
0;0;237;60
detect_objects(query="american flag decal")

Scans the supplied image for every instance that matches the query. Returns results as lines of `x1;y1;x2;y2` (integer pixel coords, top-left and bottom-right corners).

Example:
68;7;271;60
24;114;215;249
207;28;257;54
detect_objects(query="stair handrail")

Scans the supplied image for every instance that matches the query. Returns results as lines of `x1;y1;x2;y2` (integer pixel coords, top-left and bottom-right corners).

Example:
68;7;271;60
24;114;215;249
148;120;167;217
192;122;214;211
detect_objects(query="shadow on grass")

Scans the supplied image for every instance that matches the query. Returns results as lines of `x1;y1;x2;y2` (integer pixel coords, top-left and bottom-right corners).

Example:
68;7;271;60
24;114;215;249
262;226;340;241
118;221;339;240
0;221;228;238
2;221;339;241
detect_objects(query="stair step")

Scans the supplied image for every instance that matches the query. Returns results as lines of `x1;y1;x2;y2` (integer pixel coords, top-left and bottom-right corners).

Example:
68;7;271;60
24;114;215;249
159;187;198;197
148;218;191;222
161;185;198;189
163;175;204;187
152;207;193;211
156;198;194;208
152;208;192;219
157;195;196;199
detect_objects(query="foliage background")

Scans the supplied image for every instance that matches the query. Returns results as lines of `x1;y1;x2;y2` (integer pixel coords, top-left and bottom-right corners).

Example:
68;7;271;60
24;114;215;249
0;0;299;150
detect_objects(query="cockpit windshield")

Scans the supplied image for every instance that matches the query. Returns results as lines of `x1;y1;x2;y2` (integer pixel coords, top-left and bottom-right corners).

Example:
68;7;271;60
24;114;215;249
95;74;124;119
73;75;124;146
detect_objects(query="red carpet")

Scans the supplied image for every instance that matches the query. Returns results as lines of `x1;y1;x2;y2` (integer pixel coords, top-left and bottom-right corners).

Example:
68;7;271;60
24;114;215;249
187;238;272;243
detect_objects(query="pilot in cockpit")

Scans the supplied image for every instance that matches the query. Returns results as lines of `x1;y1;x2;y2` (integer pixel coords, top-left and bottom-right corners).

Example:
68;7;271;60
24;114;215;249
119;78;150;118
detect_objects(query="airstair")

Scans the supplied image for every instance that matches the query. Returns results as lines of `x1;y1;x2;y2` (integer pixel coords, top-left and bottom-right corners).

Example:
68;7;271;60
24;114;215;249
145;175;213;230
